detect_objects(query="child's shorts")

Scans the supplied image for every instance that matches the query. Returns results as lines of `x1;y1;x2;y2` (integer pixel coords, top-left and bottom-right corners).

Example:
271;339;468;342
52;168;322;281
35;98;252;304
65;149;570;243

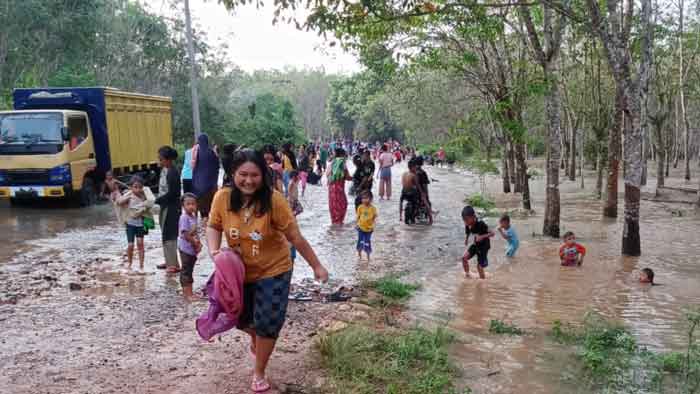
466;244;489;268
179;251;197;286
357;229;373;254
126;225;145;243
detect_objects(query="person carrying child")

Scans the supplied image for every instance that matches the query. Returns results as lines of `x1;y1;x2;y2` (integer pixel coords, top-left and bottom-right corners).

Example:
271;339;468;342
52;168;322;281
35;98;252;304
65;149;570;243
497;214;519;257
559;231;586;266
116;176;153;273
462;206;494;279
356;191;377;262
178;193;202;299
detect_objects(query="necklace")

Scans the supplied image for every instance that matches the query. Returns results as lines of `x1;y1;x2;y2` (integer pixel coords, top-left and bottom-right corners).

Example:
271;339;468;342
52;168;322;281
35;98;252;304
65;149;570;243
243;204;254;224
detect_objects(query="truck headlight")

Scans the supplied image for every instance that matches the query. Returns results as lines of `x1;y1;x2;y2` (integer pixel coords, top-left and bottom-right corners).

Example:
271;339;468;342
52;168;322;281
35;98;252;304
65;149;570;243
49;164;71;183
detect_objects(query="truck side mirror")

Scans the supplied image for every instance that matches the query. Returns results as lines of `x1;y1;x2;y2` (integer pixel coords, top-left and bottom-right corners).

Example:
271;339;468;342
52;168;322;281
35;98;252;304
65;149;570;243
61;127;69;141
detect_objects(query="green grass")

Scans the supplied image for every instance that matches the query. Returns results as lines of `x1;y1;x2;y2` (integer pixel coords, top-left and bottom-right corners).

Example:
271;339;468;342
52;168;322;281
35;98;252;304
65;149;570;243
362;276;421;308
318;325;463;394
489;319;525;336
549;311;700;393
464;193;496;212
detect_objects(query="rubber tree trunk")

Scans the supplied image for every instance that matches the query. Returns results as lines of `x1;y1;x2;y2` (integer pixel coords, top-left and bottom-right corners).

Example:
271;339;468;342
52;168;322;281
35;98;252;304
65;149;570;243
596;149;604;199
511;142;522;193
569;126;577;181
183;0;202;140
543;65;562;238
502;149;511;193
516;142;532;211
604;86;624;218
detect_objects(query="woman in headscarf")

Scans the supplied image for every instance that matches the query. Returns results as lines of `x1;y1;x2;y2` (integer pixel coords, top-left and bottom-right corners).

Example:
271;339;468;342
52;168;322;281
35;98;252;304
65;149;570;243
192;133;220;223
327;147;352;225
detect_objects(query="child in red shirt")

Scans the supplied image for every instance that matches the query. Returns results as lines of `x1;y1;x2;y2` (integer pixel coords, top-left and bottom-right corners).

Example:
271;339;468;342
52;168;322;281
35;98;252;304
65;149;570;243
559;231;586;266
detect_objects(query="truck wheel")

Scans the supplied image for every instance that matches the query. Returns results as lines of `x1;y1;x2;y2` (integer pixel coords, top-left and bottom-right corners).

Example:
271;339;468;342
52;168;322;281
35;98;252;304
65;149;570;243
79;177;97;207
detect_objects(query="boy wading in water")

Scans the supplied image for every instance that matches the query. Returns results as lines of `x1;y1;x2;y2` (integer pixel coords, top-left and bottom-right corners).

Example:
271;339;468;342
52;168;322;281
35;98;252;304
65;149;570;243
497;214;519;257
356;191;377;262
462;206;494;279
399;160;420;224
559;231;586;266
178;193;202;299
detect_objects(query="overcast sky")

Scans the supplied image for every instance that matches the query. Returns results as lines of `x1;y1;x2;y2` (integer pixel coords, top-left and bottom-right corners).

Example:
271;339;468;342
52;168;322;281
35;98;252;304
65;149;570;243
144;0;362;74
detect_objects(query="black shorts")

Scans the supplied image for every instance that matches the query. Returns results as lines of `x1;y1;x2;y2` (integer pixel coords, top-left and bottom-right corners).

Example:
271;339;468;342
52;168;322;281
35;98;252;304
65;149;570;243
125;225;145;244
179;251;196;285
467;244;489;268
237;270;292;339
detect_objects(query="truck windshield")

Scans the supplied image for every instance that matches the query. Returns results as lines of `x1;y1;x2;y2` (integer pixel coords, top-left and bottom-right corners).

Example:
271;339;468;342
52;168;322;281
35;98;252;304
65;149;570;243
0;113;63;145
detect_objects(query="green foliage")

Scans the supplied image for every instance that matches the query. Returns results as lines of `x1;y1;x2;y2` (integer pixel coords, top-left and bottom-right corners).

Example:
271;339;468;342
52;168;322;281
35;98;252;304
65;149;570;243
550;311;700;393
369;276;420;302
318;325;462;394
464;193;496;211
489;319;525;336
232;94;304;148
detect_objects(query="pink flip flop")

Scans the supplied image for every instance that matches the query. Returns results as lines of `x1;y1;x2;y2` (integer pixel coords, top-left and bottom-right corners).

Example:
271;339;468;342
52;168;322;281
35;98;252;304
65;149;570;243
251;376;271;393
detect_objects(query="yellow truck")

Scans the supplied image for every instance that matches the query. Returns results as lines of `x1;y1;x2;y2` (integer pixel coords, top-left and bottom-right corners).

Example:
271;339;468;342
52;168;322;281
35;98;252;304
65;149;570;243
0;87;172;206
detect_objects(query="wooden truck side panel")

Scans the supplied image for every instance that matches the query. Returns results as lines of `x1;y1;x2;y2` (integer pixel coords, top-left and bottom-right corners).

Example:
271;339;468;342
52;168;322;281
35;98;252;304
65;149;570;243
104;89;172;174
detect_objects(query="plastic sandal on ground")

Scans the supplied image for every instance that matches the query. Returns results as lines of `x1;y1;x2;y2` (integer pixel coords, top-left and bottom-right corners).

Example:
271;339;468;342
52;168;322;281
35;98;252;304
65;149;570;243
251;377;271;393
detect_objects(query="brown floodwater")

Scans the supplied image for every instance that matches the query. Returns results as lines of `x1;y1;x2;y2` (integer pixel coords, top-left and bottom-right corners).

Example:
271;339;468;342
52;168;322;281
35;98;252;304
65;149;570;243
0;161;698;394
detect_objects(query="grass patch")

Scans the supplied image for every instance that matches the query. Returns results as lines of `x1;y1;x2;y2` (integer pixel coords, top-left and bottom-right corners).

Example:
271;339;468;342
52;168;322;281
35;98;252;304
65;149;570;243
549;311;700;393
362;276;420;308
489;319;525;336
318;325;463;394
464;193;496;211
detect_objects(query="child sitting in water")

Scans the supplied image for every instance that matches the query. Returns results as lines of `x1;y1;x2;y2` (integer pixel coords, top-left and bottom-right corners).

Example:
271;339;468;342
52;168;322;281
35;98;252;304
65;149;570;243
559;231;586;266
462;206;495;279
101;170;124;202
116;176;151;273
178;193;201;299
639;268;655;285
356;191;377;262
497;214;519;257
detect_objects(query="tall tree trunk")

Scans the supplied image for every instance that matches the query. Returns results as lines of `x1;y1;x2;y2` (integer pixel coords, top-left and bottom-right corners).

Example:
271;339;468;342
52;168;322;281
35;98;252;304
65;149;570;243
543;64;562;237
604;86;624;217
656;137;665;189
511;142;521;193
620;0;652;257
596;148;604;199
184;0;202;140
580;128;585;189
502;150;511;193
569;124;577;181
516;142;531;211
678;0;691;181
508;142;517;188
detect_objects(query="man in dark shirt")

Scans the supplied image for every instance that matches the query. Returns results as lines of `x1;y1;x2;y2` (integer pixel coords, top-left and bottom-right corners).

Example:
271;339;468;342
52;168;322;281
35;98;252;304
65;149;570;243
462;206;494;279
353;149;376;209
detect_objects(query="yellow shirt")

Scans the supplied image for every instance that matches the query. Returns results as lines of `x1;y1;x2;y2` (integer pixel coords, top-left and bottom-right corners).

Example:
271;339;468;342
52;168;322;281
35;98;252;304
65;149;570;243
356;204;377;232
283;155;294;171
209;188;296;283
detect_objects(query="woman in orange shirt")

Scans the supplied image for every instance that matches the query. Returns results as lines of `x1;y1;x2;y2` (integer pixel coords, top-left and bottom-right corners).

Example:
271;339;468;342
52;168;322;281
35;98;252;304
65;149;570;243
207;149;328;393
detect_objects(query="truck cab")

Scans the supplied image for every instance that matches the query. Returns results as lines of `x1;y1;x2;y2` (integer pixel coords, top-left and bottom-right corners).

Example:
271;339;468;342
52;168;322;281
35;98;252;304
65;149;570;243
0;109;98;203
0;87;173;207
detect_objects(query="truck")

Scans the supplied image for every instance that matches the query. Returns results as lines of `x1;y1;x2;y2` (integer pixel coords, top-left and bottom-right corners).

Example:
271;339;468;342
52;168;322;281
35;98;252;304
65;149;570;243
0;87;172;206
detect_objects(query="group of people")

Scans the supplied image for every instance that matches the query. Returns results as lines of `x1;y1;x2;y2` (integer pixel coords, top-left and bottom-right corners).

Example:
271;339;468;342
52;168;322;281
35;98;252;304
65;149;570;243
101;133;662;392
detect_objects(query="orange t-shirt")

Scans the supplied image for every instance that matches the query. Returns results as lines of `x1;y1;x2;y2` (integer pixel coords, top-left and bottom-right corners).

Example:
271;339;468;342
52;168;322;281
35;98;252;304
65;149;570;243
209;188;296;283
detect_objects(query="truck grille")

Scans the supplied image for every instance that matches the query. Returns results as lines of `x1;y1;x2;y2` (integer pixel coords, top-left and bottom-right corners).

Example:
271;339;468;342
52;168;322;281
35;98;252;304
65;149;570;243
6;169;50;185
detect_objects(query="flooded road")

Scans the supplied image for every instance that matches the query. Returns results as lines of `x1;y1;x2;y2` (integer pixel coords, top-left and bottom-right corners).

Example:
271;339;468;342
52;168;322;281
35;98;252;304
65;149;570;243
1;160;699;393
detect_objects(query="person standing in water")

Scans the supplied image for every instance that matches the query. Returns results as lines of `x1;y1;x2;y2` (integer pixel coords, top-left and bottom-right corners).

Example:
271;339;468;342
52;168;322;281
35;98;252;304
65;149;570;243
178;193;201;299
155;146;182;273
356;191;377;262
327;148;352;225
377;144;394;200
206;149;328;393
281;143;297;197
462;206;494;279
192;133;220;224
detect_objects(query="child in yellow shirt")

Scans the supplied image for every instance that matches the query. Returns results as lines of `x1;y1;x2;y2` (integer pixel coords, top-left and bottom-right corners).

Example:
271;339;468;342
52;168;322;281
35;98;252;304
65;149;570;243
356;191;377;261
